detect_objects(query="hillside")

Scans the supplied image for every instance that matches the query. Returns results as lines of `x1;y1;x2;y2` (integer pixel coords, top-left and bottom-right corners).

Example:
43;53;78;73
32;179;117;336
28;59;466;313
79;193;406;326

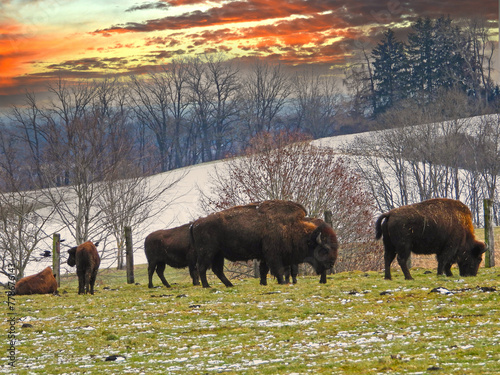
12;114;500;280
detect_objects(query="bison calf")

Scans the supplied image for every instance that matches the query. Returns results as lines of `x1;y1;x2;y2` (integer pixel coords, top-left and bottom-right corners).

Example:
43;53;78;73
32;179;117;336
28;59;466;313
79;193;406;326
144;224;199;288
14;267;58;295
67;241;100;295
375;198;486;280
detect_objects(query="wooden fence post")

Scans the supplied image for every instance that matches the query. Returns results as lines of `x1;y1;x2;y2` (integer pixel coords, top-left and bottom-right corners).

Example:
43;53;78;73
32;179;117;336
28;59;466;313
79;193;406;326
52;233;61;287
323;210;332;227
323;210;335;274
483;199;495;268
124;226;135;284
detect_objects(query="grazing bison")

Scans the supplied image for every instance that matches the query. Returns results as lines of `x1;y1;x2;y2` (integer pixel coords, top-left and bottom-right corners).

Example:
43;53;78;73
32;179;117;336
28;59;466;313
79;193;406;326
144;223;199;288
67;241;100;295
375;198;486;280
191;200;338;288
14;267;58;295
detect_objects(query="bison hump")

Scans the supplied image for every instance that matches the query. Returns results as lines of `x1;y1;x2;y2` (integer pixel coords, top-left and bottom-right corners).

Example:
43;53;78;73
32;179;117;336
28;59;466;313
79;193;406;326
256;200;307;219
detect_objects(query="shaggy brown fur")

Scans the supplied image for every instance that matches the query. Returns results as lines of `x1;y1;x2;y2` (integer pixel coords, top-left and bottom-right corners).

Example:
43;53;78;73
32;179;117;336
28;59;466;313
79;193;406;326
191;200;338;288
144;223;199;288
14;267;58;295
375;198;486;280
67;241;100;295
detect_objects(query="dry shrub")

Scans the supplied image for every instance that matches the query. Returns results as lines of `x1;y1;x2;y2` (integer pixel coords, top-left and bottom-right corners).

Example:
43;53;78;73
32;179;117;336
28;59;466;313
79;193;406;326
200;130;382;277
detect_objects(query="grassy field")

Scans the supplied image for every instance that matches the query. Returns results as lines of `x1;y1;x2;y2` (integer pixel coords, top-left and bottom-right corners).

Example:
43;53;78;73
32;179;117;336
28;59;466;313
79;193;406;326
2;262;499;375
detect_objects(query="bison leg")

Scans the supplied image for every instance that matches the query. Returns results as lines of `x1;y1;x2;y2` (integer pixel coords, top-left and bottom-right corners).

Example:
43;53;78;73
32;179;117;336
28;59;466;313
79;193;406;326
444;264;453;277
319;270;327;284
197;260;211;288
275;273;286;284
147;262;156;288
77;270;85;295
437;260;453;277
259;261;269;286
284;264;298;284
188;264;200;286
211;254;234;287
266;262;286;285
291;264;298;284
90;270;98;295
397;253;413;280
85;270;93;294
384;248;397;280
155;263;171;288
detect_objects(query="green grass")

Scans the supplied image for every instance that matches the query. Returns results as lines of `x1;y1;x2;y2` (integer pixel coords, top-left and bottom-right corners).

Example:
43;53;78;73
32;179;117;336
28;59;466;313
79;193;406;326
2;264;500;374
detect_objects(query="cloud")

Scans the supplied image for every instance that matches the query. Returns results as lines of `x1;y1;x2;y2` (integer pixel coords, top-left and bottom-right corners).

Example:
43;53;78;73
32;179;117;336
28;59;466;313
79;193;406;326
46;57;130;72
126;1;170;12
93;0;339;34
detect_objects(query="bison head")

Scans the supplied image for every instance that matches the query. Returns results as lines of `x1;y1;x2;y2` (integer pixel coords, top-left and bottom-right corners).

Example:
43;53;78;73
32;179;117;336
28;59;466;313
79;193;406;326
306;224;338;274
67;247;77;267
457;240;487;277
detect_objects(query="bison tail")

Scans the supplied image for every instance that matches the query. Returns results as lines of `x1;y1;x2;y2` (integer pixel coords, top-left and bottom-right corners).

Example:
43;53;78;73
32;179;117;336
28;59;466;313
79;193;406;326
189;223;196;245
375;213;389;240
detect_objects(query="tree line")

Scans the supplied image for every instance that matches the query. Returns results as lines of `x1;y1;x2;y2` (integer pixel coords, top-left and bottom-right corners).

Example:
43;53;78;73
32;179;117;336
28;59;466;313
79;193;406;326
344;16;497;117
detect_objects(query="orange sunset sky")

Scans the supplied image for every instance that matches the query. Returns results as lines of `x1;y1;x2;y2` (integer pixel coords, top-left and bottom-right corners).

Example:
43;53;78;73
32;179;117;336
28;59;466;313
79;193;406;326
0;0;498;107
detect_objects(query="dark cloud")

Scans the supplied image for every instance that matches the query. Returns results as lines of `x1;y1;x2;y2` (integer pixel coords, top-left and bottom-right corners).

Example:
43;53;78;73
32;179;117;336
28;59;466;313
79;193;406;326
126;1;170;12
46;57;129;72
95;0;497;35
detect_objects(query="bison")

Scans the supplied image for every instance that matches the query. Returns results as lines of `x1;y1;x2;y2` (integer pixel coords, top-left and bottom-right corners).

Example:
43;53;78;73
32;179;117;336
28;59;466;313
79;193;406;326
14;267;58;295
375;198;486;280
190;200;338;288
67;241;100;295
144;223;199;288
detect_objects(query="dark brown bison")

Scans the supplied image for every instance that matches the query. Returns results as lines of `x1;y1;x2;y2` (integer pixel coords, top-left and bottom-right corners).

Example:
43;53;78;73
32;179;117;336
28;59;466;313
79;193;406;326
14;267;58;295
375;198;486;280
144;223;199;288
190;200;338;288
67;241;100;295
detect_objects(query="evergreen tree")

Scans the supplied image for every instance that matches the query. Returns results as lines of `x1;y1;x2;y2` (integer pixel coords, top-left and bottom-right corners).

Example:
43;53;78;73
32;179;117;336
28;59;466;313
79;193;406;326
407;17;465;99
371;29;408;114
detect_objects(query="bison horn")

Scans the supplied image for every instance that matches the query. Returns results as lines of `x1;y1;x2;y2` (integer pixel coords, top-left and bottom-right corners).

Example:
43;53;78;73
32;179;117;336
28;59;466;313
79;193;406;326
316;233;322;244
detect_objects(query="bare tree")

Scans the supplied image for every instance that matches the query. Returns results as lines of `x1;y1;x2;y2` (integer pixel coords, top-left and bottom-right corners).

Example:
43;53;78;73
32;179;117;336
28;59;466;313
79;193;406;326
0;191;55;280
290;68;340;138
128;60;190;171
470;114;500;222
0;124;55;280
186;54;241;162
343;46;377;119
460;17;497;104
95;141;186;269
240;61;292;138
9;92;46;189
200;131;380;273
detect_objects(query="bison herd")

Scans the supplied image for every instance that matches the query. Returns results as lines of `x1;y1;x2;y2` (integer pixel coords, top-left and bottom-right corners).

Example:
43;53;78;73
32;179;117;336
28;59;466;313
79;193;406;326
14;198;488;295
145;198;487;289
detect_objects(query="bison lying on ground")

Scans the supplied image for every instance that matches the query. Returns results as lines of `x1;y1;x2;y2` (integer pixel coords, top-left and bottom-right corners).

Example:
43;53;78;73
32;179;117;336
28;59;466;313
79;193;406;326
375;198;486;280
14;267;58;295
144;223;199;288
67;241;100;295
190;200;338;288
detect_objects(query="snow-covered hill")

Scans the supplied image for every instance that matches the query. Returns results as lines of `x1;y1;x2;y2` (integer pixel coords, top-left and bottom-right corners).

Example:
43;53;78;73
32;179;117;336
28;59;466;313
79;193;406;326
13;113;497;282
15;131;363;282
